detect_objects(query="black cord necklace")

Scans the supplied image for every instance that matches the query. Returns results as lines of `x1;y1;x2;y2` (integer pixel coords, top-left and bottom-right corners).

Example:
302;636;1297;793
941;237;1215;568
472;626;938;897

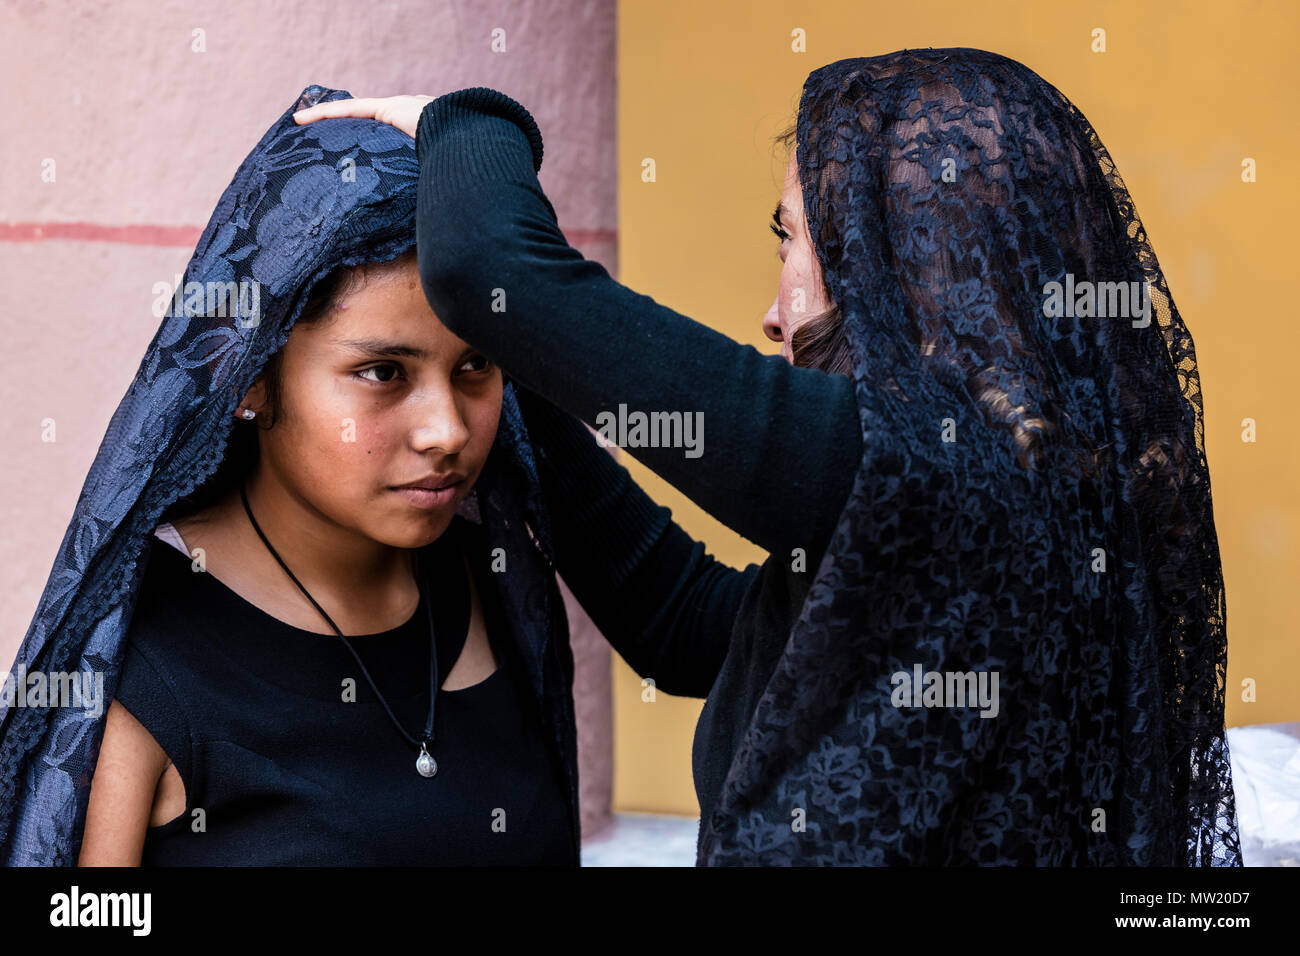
239;481;440;777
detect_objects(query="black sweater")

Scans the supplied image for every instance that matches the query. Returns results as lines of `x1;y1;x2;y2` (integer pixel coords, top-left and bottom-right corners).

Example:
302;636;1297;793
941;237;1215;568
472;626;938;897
414;88;863;841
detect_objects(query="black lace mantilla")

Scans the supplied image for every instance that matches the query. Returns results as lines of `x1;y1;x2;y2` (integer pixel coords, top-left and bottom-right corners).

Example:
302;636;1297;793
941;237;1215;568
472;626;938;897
697;49;1240;866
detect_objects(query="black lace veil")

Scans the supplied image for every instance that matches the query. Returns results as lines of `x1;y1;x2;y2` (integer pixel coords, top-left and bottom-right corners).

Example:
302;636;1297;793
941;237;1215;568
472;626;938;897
698;48;1240;865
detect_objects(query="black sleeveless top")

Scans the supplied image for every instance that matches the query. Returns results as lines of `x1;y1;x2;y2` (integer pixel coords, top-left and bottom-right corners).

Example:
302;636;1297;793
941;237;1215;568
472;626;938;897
114;514;575;865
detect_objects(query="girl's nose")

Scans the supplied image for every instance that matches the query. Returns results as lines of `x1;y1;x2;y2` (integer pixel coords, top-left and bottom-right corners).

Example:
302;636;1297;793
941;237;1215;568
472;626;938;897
412;390;471;455
762;296;783;343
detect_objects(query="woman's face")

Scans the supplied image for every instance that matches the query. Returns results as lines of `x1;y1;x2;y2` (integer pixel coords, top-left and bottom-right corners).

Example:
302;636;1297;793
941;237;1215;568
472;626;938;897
241;258;502;550
763;153;832;362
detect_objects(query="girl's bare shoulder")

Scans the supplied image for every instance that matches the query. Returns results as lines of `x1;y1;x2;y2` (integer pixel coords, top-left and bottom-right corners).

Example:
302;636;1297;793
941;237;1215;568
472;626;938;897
168;488;240;554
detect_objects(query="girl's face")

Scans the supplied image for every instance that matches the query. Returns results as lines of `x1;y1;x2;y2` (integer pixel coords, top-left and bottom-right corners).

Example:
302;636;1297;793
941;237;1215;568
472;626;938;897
242;258;502;550
763;154;833;362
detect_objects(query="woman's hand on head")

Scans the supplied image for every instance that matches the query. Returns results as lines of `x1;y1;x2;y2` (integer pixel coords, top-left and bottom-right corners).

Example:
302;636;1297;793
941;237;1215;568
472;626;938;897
293;95;434;139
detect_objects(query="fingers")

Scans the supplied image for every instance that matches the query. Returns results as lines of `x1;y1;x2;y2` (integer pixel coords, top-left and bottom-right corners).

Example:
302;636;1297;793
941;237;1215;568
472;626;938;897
292;94;430;138
292;97;383;124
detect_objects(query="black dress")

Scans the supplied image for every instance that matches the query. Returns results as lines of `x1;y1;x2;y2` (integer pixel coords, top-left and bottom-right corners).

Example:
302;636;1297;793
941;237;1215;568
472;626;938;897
113;514;575;865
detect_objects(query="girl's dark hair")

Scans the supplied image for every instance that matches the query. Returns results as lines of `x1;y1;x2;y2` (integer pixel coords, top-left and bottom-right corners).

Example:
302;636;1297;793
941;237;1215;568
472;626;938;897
161;248;414;523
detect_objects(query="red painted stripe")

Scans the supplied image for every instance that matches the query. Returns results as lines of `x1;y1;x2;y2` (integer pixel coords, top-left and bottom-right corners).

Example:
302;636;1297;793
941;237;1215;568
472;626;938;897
0;222;617;248
0;221;203;247
564;228;619;246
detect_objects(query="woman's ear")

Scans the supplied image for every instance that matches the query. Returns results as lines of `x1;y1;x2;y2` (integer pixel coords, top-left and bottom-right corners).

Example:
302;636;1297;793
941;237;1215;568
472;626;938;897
234;379;268;419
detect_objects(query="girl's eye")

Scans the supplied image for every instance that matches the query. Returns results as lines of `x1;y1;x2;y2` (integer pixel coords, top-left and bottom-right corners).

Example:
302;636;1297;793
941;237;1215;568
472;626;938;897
769;221;790;243
458;354;493;375
355;363;401;384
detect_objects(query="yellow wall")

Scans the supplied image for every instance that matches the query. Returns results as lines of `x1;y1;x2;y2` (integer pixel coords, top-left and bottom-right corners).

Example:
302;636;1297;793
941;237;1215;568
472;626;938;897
613;0;1300;815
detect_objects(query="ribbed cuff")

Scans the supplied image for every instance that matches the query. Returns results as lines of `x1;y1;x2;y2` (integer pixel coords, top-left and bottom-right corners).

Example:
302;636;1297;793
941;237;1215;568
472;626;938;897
416;87;544;189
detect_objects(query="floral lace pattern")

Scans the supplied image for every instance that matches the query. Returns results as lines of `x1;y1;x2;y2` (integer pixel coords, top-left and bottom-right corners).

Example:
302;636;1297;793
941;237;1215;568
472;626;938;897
698;49;1240;865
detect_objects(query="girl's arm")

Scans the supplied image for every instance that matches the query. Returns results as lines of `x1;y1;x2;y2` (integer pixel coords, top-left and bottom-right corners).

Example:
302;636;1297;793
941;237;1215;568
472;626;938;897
77;699;166;866
517;386;758;698
415;88;862;561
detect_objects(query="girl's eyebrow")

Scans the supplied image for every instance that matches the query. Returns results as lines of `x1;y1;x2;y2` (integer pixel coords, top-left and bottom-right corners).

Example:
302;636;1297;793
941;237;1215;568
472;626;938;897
336;337;428;359
336;338;483;363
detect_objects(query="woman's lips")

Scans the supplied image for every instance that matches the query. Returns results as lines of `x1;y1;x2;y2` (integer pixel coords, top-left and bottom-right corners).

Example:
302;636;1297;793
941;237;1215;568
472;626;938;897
390;480;463;510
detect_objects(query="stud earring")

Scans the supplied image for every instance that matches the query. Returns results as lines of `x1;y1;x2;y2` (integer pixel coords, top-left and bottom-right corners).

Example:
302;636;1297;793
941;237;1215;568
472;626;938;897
239;408;256;420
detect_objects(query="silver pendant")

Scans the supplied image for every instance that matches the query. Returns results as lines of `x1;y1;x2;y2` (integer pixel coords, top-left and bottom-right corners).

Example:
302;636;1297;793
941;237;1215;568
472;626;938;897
416;743;437;778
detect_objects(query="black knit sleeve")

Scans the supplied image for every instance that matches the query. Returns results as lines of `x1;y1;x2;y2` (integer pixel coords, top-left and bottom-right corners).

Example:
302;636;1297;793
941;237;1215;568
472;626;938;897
414;89;862;560
517;387;758;698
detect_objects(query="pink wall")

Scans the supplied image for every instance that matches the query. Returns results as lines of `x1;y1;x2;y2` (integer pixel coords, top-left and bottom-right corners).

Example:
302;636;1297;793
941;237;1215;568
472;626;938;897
0;0;618;843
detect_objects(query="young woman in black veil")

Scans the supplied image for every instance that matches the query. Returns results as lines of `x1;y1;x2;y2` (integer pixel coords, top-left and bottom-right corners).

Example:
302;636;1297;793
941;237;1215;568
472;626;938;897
299;47;1241;865
2;86;581;866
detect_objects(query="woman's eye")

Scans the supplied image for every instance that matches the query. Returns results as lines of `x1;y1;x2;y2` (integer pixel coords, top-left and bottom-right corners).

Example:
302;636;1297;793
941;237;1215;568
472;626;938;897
355;363;401;384
769;221;790;243
457;354;493;375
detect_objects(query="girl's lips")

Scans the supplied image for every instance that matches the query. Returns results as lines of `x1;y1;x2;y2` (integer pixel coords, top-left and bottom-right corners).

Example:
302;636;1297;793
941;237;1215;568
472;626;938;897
390;481;462;510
